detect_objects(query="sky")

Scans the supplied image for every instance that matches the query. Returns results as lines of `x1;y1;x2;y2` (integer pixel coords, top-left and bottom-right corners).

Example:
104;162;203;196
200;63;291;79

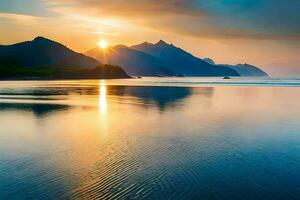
0;0;299;76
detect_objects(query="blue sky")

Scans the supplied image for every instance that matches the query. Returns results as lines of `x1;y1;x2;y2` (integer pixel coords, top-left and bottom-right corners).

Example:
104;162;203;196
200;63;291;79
0;0;54;16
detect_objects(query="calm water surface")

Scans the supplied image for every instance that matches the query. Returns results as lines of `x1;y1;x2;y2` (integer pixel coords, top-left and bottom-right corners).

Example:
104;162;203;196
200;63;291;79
0;78;299;200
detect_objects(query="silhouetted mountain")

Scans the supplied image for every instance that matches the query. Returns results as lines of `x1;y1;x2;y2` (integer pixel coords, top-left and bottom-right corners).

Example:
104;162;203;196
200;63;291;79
0;37;99;68
0;37;129;79
86;40;268;77
203;58;268;76
228;63;268;76
86;45;179;76
131;40;239;77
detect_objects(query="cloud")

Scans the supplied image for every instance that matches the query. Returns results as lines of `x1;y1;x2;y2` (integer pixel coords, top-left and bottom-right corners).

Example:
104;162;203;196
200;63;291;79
49;0;207;17
0;12;41;26
47;0;300;41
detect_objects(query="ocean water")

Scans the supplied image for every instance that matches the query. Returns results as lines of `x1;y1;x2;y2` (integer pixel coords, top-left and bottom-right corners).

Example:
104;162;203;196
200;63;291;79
0;78;299;200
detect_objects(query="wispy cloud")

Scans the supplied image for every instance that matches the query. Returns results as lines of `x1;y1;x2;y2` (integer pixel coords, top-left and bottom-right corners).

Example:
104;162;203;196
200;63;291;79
45;0;300;41
0;12;41;25
48;0;206;17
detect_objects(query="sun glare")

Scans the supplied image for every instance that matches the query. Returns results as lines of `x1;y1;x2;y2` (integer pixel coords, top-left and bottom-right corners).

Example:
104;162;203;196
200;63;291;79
98;39;108;49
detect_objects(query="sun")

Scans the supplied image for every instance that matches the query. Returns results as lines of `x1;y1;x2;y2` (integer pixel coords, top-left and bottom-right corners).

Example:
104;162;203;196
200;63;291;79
98;39;108;49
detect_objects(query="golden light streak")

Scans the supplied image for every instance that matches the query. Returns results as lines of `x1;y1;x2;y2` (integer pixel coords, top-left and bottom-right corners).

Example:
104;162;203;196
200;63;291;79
99;80;107;114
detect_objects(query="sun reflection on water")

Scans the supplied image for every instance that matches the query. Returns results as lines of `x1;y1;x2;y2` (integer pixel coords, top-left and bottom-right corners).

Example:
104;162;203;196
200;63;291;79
99;80;107;114
98;80;109;135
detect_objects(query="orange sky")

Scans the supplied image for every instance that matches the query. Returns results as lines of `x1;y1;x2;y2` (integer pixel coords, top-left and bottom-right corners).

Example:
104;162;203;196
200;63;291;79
0;0;299;76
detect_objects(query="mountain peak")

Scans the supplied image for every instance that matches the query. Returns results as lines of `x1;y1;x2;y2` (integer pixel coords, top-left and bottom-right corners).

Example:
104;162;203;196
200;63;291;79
32;36;67;49
155;40;169;46
33;36;52;42
203;58;216;65
236;63;251;67
140;42;151;45
113;44;128;49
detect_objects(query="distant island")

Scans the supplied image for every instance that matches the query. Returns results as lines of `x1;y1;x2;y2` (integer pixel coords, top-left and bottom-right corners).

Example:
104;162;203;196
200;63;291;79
0;36;268;80
0;37;129;80
87;40;268;77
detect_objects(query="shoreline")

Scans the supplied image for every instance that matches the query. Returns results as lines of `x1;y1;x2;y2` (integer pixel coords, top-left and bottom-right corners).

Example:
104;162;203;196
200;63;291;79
0;76;132;81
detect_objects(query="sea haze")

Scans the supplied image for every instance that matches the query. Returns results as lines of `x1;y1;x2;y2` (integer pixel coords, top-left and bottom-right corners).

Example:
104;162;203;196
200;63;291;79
0;78;299;200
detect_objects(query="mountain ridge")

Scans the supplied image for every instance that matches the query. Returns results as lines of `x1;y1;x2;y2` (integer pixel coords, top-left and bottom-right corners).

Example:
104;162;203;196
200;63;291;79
0;37;129;79
131;40;240;76
0;36;99;68
86;45;179;76
203;57;268;77
88;40;255;77
130;40;268;77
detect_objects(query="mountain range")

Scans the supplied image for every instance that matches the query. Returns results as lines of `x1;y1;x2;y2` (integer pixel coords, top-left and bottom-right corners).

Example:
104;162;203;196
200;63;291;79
87;40;268;77
0;37;268;79
0;37;129;79
86;44;178;76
